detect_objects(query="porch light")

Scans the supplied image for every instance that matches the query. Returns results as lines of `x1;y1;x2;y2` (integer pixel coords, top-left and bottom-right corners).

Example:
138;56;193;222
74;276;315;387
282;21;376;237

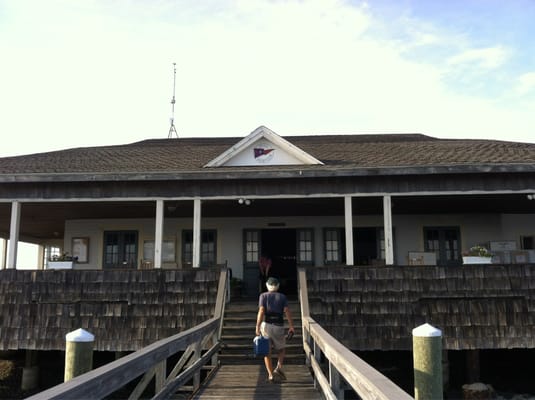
238;198;252;205
528;194;535;200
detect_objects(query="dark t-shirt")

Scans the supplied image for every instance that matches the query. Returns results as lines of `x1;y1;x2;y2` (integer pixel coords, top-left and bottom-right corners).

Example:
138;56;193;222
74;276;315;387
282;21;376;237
259;291;288;325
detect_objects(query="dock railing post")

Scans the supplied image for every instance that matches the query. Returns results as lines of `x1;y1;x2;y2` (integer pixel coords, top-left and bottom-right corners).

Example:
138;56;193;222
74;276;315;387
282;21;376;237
64;328;94;382
412;323;443;400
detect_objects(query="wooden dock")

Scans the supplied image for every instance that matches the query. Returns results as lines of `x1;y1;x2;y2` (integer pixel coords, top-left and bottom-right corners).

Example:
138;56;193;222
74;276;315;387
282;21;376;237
190;364;322;399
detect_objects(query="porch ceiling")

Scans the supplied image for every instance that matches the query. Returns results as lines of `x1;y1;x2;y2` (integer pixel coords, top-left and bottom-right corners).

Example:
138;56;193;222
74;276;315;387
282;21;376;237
0;194;533;242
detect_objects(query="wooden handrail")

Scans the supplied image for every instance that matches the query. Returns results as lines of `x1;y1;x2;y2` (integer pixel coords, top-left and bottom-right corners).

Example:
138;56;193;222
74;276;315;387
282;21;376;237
297;267;414;400
26;268;229;400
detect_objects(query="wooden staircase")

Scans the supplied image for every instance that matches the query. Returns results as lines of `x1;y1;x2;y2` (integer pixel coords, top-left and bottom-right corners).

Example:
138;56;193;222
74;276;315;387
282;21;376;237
219;298;305;365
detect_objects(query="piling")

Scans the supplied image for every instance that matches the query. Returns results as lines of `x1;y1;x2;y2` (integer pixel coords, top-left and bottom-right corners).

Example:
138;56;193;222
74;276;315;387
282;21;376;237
413;323;443;400
64;328;94;382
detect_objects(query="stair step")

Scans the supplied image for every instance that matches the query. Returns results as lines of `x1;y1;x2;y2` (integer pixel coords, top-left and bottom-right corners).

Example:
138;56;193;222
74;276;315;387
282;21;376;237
218;355;306;366
221;341;303;349
220;299;303;364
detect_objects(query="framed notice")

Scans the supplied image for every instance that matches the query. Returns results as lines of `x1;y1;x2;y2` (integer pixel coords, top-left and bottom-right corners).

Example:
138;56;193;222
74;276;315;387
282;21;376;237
72;237;89;263
489;241;517;252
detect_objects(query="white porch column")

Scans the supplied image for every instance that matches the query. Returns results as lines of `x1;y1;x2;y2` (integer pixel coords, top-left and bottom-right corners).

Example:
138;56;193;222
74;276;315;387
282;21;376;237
344;195;354;266
192;198;202;268
37;245;45;270
1;239;7;269
7;200;21;269
383;195;394;265
154;200;164;269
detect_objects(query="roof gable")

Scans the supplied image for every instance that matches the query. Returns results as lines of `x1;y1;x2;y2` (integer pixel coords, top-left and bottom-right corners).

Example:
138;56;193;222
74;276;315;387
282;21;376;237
203;126;324;167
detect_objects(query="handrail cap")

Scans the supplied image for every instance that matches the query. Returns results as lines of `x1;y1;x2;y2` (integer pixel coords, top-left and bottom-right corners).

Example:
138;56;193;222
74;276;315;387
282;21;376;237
412;323;442;337
66;328;95;342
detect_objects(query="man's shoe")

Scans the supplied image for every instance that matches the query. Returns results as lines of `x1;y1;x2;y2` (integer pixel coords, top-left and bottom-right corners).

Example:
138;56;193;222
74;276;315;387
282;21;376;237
274;367;286;380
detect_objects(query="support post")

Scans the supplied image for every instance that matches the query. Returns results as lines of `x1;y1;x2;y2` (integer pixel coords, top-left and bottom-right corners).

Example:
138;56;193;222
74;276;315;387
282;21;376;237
383;195;394;265
344;196;354;266
192;198;202;268
313;339;321;389
329;361;344;399
465;349;480;383
64;328;94;381
154;199;164;269
21;350;39;392
1;238;7;269
155;360;166;394
192;340;201;391
7;201;21;269
37;244;45;270
413;323;443;400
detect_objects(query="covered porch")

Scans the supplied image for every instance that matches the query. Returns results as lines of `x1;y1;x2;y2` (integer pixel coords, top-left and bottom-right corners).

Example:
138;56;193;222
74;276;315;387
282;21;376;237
1;192;534;296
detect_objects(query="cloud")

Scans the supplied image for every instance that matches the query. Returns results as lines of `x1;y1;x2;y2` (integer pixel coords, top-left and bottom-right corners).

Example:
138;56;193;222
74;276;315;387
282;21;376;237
0;0;534;158
514;72;535;96
447;46;509;69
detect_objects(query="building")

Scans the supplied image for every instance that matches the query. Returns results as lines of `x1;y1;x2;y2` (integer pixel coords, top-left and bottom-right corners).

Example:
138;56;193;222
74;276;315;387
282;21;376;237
1;125;535;393
1;126;534;288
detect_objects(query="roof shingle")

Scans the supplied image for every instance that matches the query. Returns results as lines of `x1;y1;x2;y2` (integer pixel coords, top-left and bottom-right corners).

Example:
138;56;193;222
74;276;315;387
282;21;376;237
0;134;534;175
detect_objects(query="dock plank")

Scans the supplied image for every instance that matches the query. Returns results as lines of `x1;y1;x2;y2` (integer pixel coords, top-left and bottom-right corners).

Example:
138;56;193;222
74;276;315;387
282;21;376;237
190;364;322;399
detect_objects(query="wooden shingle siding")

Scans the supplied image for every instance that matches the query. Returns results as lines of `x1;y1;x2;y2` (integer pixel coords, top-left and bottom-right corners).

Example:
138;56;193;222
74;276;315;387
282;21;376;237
306;265;535;351
0;268;220;352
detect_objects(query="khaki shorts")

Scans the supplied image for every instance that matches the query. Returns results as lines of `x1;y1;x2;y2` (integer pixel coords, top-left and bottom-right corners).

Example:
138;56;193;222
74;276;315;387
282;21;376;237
260;321;286;351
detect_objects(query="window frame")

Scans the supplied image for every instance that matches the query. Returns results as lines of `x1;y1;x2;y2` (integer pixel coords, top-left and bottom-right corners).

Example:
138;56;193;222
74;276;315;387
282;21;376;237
182;229;217;267
102;230;138;269
296;228;314;265
423;226;461;266
323;227;345;265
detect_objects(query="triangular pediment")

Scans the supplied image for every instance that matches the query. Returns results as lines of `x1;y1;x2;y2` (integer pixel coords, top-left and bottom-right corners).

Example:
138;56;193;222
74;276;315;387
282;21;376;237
204;126;323;168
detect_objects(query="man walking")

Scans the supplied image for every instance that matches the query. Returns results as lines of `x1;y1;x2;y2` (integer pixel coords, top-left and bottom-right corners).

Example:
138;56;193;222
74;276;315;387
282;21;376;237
255;277;295;382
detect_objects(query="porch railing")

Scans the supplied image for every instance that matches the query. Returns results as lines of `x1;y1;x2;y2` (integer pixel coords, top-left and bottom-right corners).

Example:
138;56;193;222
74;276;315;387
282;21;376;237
297;268;414;400
26;268;228;400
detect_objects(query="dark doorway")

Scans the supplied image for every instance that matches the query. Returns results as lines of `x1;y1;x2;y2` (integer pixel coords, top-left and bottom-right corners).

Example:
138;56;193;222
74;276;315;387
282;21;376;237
261;229;297;295
354;227;378;265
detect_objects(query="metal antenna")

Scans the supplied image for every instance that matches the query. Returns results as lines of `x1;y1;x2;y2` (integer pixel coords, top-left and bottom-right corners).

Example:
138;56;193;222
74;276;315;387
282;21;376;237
168;62;178;138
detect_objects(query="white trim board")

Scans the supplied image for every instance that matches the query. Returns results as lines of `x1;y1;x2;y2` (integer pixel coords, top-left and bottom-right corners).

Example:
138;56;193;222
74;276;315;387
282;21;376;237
203;126;323;167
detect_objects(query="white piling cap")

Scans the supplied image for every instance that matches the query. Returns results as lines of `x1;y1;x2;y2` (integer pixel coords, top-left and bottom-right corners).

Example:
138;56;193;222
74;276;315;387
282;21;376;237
412;323;442;337
66;328;95;342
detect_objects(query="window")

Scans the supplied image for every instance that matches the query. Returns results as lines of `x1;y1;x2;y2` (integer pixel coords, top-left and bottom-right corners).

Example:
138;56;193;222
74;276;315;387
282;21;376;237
182;230;217;266
44;245;61;267
424;227;461;266
378;228;385;260
297;229;314;264
103;231;138;268
521;236;535;250
143;239;176;263
244;230;260;263
324;228;344;264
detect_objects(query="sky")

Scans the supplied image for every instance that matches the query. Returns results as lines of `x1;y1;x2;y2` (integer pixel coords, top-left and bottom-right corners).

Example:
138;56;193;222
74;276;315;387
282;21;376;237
1;0;534;157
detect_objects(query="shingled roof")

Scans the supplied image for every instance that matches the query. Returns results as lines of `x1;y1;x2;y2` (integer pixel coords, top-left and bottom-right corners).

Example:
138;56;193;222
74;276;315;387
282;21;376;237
1;133;534;178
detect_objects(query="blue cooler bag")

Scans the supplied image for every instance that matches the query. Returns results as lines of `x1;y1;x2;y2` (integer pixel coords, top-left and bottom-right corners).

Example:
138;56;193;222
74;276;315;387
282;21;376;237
253;335;270;357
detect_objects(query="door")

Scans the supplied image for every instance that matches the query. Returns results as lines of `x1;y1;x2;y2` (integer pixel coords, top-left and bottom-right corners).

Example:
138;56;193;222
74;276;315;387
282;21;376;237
424;227;461;266
353;227;388;265
243;228;303;297
103;230;138;268
261;229;298;295
243;230;261;297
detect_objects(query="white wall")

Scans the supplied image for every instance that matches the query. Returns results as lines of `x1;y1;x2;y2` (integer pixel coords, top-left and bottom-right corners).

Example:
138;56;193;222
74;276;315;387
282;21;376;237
63;212;535;274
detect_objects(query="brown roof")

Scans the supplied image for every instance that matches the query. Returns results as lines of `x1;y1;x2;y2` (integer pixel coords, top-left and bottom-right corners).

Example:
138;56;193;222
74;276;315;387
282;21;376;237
0;134;534;177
